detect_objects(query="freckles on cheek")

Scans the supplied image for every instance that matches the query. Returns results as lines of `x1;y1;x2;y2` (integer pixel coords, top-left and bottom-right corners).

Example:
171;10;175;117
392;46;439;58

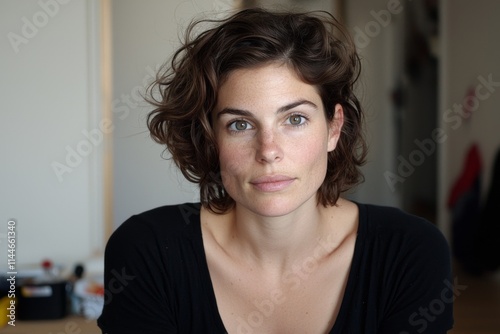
218;145;246;184
304;138;329;174
304;136;327;157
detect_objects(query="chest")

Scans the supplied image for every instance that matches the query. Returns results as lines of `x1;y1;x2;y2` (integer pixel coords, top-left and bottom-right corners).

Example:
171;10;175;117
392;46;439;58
206;251;353;334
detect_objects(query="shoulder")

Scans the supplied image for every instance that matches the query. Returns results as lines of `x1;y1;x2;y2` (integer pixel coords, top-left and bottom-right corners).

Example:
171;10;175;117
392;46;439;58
349;203;454;332
105;203;202;255
112;202;201;237
99;203;202;332
359;203;448;248
355;202;451;275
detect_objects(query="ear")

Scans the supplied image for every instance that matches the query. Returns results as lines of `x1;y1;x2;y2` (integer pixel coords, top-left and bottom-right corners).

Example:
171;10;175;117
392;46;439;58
327;104;344;152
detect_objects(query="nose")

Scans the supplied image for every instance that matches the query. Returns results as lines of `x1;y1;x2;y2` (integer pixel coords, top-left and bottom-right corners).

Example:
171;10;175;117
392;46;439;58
255;129;283;164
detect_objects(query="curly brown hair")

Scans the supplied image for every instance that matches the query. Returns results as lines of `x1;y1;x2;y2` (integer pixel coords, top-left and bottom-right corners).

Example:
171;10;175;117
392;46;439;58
146;7;367;213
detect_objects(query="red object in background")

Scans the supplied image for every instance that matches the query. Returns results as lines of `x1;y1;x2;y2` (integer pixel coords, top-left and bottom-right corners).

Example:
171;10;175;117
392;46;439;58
41;259;53;270
447;143;482;208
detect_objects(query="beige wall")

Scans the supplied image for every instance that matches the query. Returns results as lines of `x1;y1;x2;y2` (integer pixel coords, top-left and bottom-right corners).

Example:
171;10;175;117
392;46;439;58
111;0;230;228
438;0;500;238
343;0;403;208
0;0;105;270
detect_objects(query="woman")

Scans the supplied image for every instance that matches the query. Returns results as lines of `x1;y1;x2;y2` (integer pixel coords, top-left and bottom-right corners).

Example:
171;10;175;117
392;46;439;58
98;8;453;333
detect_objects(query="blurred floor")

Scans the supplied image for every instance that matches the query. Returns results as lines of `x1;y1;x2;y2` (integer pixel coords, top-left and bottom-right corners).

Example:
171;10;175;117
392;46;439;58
449;261;500;334
1;315;99;333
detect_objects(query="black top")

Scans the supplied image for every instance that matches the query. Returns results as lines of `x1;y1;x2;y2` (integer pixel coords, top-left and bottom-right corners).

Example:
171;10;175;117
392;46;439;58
97;202;454;333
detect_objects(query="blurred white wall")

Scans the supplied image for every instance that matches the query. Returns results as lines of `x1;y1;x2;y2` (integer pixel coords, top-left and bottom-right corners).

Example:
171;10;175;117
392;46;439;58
0;0;105;270
110;0;226;229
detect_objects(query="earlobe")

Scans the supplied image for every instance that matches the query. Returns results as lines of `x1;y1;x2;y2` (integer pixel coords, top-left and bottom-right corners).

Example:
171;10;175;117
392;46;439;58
327;104;344;152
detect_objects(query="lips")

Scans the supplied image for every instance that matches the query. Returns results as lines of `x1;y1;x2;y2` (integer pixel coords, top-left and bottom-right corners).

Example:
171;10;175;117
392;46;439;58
249;175;295;192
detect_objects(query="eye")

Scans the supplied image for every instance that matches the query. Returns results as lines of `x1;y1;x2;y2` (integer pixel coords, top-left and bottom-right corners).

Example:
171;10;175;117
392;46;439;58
228;120;253;131
287;114;307;126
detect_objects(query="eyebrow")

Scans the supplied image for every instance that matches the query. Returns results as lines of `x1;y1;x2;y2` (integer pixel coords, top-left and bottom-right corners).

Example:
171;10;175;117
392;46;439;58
215;99;318;119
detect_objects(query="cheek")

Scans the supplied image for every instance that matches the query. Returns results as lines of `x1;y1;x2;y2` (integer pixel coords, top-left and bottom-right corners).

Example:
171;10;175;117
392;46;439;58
301;136;330;177
218;143;249;184
302;133;329;161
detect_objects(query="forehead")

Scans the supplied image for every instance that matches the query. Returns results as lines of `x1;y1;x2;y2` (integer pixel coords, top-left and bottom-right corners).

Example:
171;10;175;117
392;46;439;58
220;62;301;87
216;63;321;110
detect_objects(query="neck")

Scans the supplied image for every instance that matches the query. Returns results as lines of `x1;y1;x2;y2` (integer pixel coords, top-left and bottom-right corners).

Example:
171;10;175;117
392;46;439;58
228;200;331;274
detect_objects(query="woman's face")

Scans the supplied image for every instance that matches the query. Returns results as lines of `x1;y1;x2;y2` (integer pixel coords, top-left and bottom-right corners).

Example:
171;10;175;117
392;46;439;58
212;63;343;217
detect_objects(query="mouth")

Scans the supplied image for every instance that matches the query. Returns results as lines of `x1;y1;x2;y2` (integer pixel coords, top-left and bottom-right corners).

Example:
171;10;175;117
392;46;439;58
249;175;296;192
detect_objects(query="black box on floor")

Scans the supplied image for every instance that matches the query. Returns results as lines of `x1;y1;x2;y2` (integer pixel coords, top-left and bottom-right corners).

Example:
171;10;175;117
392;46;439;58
17;280;68;320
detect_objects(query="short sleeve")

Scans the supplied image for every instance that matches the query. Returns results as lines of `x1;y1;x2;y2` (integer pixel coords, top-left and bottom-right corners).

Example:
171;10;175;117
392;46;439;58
379;218;454;333
97;215;177;334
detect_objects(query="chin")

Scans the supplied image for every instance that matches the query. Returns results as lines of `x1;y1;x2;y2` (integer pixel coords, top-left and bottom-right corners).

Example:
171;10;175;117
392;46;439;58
240;196;314;218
